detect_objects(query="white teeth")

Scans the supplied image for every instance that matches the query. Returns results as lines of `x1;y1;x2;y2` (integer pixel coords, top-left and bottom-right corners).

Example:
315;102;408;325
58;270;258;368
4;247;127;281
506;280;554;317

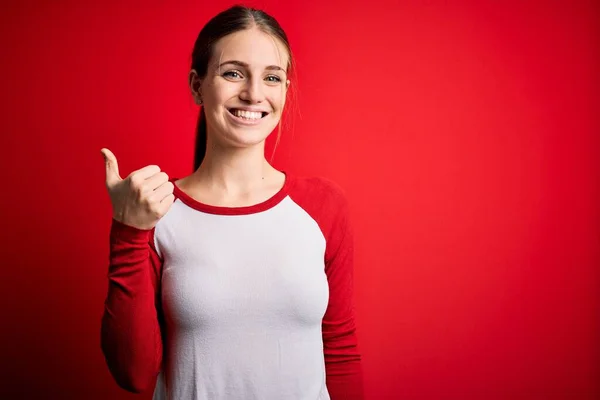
232;109;262;120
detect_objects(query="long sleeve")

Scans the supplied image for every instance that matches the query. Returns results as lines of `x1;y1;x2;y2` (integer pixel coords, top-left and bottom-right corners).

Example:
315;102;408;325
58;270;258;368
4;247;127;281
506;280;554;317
322;189;365;400
100;218;163;393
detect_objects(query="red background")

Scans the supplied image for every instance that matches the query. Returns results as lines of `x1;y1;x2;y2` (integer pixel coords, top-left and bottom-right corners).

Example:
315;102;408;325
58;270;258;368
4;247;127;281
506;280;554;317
1;0;599;399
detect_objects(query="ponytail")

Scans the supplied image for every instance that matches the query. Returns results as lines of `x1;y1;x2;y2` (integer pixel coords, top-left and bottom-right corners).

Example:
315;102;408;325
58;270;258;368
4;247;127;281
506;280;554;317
193;108;207;171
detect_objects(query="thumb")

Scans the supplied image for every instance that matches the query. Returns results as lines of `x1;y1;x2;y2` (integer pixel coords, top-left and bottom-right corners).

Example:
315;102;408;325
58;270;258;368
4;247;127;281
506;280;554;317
100;148;122;187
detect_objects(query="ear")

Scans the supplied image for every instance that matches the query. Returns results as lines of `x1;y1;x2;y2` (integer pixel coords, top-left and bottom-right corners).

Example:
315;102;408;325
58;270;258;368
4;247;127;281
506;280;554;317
189;69;203;105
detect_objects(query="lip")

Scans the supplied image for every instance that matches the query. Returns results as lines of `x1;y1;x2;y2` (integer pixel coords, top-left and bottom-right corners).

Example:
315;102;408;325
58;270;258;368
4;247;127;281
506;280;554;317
226;108;268;126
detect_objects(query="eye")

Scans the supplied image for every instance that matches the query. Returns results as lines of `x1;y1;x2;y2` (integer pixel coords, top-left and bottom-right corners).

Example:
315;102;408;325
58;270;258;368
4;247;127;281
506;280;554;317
265;75;282;83
223;70;243;80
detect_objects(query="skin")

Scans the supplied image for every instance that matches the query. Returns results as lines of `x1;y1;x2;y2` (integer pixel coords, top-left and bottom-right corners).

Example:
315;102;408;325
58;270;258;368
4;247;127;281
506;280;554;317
179;26;292;206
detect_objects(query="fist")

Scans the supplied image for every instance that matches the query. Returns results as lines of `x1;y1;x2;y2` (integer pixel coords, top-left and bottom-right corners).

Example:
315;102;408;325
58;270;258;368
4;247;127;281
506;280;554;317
101;148;175;230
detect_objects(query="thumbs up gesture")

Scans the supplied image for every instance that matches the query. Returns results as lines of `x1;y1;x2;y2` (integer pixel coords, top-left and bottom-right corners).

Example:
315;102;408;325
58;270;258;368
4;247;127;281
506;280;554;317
101;148;175;230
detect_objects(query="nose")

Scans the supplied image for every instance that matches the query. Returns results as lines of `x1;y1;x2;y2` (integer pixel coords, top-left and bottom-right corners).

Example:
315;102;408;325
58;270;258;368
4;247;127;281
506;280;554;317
239;76;265;104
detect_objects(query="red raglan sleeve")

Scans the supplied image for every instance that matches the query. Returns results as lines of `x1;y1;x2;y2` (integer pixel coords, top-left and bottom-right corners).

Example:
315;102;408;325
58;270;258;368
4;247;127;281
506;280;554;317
322;185;365;400
100;218;163;393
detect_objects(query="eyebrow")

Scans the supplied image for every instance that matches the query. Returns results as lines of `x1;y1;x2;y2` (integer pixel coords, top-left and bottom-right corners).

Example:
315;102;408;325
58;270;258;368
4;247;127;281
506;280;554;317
218;60;285;72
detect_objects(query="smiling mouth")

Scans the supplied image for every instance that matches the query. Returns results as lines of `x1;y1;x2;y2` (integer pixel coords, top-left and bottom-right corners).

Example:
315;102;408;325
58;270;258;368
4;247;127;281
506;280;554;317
227;108;269;121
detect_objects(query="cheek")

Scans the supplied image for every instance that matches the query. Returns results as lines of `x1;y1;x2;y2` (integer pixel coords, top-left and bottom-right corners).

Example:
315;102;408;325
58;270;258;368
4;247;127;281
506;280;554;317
205;81;237;104
268;88;286;111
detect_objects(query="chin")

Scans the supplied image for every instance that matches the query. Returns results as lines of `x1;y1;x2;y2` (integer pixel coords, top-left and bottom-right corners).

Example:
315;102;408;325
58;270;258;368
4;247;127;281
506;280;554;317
218;127;273;148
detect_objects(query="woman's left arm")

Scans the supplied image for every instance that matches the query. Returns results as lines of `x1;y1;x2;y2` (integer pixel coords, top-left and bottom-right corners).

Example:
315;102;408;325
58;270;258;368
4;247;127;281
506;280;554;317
322;189;365;400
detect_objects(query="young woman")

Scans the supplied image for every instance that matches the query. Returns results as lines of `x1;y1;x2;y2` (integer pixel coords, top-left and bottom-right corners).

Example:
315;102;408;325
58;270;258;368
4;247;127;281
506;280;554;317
100;5;364;400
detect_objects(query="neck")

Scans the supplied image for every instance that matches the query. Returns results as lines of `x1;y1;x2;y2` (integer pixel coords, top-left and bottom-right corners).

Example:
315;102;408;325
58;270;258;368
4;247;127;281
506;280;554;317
193;141;275;195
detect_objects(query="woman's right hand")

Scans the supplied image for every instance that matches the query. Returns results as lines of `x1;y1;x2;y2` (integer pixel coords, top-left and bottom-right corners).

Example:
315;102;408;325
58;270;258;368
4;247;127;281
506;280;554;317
101;148;175;230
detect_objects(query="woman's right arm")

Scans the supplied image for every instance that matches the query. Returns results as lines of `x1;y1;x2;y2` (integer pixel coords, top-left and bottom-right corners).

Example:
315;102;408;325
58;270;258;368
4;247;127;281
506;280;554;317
98;147;174;392
100;218;163;393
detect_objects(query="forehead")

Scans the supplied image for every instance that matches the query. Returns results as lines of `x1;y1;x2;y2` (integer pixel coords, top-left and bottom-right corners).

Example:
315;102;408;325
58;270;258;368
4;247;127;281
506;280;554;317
211;28;289;70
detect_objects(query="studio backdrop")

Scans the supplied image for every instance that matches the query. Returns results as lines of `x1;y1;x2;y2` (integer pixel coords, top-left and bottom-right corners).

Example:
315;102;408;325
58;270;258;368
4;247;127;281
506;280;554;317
1;0;598;399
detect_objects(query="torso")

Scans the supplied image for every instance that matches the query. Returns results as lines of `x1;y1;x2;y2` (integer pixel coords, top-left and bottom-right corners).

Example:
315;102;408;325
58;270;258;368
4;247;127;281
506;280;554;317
151;173;342;400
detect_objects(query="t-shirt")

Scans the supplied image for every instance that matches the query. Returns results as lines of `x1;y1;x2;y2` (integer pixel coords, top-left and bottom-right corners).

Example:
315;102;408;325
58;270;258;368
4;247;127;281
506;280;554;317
101;172;364;399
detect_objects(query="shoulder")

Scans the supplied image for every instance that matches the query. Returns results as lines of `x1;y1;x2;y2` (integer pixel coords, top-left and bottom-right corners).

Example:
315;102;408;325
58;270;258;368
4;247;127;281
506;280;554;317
286;174;352;248
287;174;354;264
287;174;349;209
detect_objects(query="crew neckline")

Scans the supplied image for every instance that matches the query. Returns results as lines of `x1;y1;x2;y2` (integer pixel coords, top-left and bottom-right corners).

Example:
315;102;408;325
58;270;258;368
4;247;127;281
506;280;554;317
171;171;292;216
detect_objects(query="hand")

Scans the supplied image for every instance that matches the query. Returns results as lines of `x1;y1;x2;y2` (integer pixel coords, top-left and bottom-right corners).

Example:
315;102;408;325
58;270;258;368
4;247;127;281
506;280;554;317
101;148;175;230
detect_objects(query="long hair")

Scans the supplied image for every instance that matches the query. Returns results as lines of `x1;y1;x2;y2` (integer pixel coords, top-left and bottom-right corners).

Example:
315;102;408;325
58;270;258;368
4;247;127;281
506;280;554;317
191;5;294;171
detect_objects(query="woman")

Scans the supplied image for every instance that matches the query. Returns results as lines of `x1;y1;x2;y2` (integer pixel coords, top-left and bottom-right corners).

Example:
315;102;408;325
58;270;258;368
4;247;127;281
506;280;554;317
100;5;364;400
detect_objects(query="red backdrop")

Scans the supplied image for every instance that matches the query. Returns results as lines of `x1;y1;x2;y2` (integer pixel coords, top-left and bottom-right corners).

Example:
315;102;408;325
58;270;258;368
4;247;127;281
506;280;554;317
1;0;599;399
